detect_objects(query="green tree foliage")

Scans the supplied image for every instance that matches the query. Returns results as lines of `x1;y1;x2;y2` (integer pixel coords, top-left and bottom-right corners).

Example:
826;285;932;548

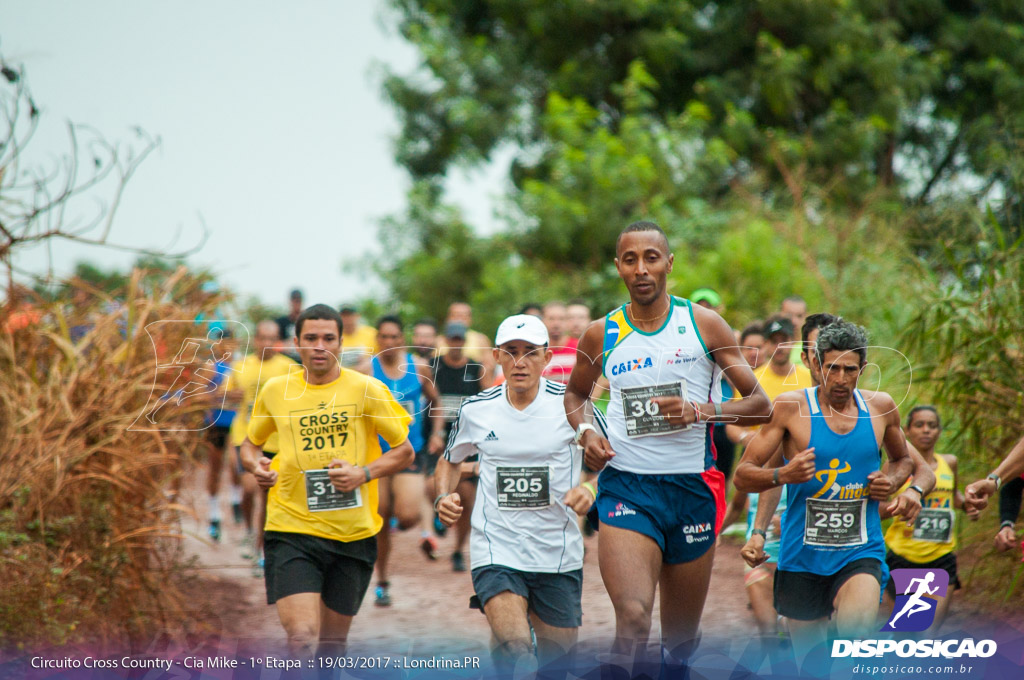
384;0;1024;203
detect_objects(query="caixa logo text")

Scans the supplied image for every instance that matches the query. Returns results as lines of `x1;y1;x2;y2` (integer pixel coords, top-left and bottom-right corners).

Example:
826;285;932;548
831;639;997;659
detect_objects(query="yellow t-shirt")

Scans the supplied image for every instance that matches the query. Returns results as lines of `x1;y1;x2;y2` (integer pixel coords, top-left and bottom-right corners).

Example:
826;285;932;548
226;353;300;450
753;362;814;402
885;454;957;562
341;325;379;368
436;329;491;363
247;369;411;542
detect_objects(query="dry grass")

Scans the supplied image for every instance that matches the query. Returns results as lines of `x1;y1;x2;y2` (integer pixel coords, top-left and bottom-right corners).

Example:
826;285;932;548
0;268;226;650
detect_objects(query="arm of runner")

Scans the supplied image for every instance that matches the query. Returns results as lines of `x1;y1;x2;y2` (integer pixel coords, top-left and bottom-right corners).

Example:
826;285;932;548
720;490;749;533
239;437;276;489
417;362;447;455
689;304;772;426
946;454;972;517
994;476;1023;549
739;448;785;567
563;481;597;515
966;434;1024;515
565;320;616;471
434;457;463;526
733;396;815;493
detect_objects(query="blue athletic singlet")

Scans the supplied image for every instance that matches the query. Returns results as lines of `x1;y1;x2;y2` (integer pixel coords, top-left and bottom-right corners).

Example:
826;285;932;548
777;387;885;575
371;354;424;452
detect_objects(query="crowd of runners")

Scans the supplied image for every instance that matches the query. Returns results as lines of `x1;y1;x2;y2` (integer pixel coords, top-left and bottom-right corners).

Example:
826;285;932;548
195;221;1024;673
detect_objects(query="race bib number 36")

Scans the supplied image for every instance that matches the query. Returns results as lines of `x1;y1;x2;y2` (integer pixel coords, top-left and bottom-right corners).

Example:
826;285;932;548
620;382;689;438
496;466;550;510
913;508;954;543
304;469;362;512
804;498;867;547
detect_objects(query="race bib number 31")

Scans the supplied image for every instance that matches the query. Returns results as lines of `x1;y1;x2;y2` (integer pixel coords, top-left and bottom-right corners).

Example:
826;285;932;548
913;508;954;543
620;382;689;438
304;469;362;512
804;498;867;547
496;466;550;510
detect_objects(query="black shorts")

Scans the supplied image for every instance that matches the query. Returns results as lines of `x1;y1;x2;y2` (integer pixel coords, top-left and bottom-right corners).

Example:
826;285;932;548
206;424;231;449
774;558;883;621
263;531;376;616
470;565;583;628
404;447;437;475
885;550;960;599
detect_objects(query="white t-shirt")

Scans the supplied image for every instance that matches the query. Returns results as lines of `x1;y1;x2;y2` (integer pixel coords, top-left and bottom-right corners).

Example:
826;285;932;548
444;379;608;573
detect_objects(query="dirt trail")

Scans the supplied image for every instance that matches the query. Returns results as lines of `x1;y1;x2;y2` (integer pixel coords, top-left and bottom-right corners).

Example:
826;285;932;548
181;474;758;658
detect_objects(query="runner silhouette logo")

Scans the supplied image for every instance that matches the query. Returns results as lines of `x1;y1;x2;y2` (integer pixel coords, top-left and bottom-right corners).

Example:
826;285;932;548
882;568;949;632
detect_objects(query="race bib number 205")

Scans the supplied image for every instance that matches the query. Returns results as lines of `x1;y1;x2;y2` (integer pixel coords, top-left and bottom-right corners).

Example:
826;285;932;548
496;466;551;510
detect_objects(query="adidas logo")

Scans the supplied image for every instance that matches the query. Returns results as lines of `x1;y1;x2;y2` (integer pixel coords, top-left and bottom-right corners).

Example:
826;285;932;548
484;431;499;441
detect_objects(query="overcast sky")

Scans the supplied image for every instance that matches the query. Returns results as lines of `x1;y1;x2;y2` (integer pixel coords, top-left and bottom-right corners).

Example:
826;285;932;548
1;1;507;308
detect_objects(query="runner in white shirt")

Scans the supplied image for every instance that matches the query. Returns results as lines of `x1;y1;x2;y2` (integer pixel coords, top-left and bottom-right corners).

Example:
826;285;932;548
435;314;607;676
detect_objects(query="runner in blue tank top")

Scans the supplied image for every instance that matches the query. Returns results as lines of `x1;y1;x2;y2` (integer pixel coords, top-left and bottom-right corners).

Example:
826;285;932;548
734;319;924;660
370;315;445;607
564;222;771;670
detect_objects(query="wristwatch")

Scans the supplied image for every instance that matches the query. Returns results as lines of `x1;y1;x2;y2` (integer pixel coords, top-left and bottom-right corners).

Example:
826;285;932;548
433;493;449;512
908;484;925;498
750;528;767;539
987;473;1003;491
574;423;597;445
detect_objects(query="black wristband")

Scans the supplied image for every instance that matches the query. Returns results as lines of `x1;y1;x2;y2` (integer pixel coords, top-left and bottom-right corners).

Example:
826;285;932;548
908;484;925;497
751;528;767;539
1001;520;1015;530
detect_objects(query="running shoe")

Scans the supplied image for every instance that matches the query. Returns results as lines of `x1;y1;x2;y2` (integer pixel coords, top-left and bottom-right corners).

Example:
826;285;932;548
433;514;448;538
419;536;438;561
374;584;392;607
451;551;466;572
208;519;222;543
231;502;243;525
252;556;264;579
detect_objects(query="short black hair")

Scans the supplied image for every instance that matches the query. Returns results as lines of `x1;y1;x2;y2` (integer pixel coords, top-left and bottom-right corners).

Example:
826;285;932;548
814;319;868;366
739;322;764;344
519;303;543;315
295;304;343;338
616;221;670;255
783;294;806;306
906;405;941;429
413;318;437;331
376;314;404;332
801;312;838;344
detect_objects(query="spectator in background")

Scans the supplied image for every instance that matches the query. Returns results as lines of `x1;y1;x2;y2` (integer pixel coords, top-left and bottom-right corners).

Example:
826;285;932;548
540;301;578;384
566;300;592;339
780;295;808;365
754;316;812;399
519;303;543;317
339;305;378;375
437;302;495;385
691;288;724;314
411;318;438;363
275;289;303;348
739;322;766;369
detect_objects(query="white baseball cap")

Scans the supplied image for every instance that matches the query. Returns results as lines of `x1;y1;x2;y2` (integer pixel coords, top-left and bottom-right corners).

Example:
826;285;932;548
494;314;549;347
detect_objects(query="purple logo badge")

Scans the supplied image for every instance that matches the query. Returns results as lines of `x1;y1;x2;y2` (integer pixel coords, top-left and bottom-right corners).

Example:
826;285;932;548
882;568;949;632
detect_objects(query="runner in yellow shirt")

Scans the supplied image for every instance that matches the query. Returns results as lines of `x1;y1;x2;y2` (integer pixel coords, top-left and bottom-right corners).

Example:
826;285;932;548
753;317;813;400
240;304;414;660
882;406;977;633
225;320;299;568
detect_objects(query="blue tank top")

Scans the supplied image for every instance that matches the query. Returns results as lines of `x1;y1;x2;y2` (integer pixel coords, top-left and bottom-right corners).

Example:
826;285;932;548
372;354;425;452
778;387;885;574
